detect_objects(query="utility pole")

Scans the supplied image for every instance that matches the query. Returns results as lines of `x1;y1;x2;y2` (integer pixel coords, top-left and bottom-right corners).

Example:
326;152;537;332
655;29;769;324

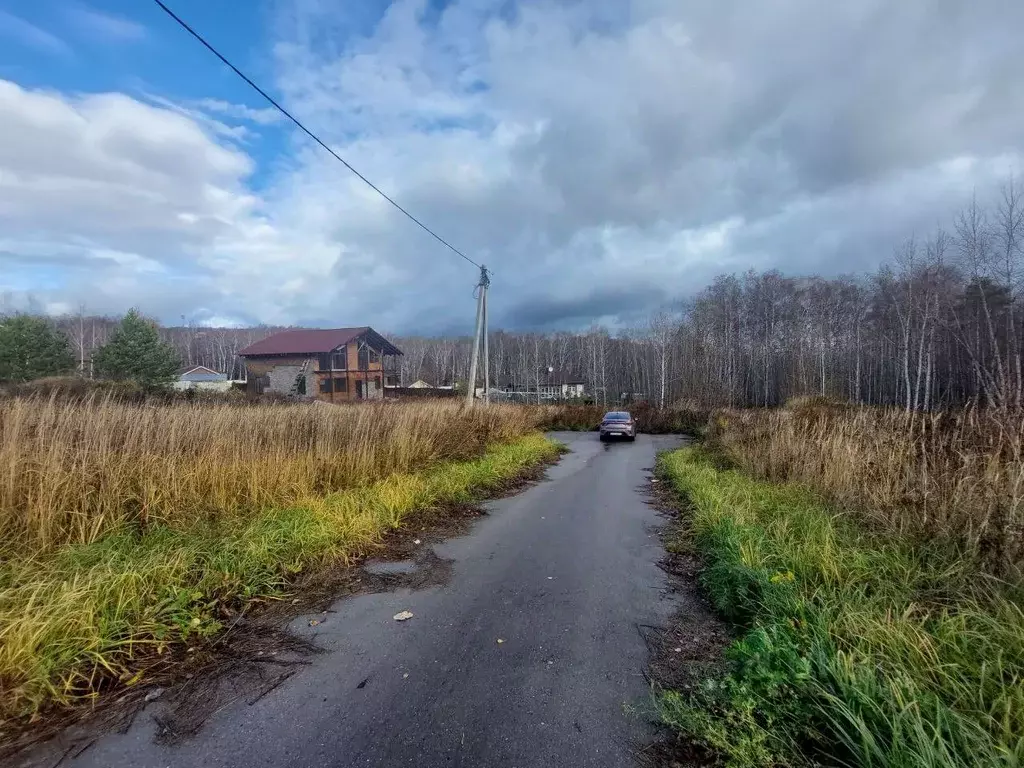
465;265;490;406
483;284;490;404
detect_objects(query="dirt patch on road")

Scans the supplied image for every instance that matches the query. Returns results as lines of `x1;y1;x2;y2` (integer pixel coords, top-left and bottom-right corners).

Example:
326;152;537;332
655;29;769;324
636;472;732;768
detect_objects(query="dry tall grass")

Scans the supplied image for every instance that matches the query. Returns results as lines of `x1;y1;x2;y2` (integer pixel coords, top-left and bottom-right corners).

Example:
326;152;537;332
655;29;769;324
0;396;538;553
0;395;555;723
710;403;1024;578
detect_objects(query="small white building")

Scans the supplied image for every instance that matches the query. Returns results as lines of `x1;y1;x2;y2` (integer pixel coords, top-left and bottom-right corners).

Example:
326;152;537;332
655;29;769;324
174;365;233;392
477;367;586;401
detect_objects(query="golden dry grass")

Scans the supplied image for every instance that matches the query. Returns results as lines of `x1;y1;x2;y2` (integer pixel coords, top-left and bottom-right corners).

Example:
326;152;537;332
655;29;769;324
0;395;539;553
709;403;1024;579
0;395;555;723
0;434;558;723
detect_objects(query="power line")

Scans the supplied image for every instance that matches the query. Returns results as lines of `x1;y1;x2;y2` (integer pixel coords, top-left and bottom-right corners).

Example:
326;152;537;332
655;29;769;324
151;0;482;271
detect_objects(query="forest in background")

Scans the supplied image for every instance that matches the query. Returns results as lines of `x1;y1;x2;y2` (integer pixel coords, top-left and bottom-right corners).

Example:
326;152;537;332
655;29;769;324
26;180;1024;409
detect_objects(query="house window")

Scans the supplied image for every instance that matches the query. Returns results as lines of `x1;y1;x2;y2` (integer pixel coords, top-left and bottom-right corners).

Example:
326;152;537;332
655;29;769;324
320;378;333;394
330;351;346;370
334;376;347;392
358;345;381;369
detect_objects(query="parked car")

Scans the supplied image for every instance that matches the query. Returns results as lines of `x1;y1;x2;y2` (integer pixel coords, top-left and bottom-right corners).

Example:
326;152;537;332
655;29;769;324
599;411;637;441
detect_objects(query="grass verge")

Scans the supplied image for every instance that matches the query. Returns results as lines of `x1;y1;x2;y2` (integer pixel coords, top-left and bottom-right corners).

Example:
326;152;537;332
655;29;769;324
0;433;560;726
708;404;1024;579
655;445;1024;768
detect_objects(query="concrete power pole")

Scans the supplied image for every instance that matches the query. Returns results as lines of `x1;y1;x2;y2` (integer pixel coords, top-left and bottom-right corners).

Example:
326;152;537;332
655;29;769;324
465;265;490;407
483;284;490;404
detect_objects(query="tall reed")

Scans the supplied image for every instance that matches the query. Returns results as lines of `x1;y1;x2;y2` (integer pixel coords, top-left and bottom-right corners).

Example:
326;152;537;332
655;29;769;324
710;403;1024;578
0;395;551;722
0;395;538;553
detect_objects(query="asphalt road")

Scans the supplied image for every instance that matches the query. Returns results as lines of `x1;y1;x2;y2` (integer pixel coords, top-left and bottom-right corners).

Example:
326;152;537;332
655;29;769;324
47;432;683;768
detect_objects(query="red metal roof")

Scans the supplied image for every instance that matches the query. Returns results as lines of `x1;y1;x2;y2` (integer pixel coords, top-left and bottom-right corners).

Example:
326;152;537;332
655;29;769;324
238;328;368;356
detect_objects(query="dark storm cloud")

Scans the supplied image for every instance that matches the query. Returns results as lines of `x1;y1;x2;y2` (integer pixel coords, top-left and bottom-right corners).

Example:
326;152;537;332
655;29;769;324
504;282;668;329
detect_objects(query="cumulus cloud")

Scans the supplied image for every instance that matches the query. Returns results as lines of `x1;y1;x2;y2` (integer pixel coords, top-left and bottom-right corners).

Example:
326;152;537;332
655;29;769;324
0;80;266;324
2;0;1023;331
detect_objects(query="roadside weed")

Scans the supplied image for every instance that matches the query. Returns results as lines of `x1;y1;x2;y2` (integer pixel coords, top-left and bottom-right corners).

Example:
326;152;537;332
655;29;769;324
656;446;1024;768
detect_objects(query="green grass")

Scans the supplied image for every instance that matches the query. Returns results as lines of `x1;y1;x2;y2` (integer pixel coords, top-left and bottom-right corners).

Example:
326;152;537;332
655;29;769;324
655;445;1024;768
0;433;560;724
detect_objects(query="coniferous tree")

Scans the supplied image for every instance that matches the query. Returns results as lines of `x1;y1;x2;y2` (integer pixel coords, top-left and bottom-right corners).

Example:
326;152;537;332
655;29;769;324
93;309;180;387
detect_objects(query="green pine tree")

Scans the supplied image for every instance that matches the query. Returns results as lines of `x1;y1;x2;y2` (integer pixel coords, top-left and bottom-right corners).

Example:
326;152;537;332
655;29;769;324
0;315;76;382
93;309;180;388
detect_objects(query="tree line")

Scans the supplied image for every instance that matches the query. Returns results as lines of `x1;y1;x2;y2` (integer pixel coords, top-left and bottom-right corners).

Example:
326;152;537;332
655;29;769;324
4;180;1021;409
0;310;178;388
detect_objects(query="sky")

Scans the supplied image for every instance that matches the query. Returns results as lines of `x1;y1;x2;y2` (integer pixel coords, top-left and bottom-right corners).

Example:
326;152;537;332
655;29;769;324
1;0;1022;333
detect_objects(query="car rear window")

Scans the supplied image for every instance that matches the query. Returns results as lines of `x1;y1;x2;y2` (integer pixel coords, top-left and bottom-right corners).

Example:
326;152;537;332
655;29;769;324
604;412;631;421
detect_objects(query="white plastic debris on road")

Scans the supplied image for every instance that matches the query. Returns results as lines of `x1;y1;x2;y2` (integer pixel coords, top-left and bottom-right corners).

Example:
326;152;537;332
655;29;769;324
393;611;414;621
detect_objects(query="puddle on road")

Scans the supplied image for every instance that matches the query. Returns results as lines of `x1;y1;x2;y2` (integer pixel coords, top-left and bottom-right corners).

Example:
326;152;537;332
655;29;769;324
356;548;454;592
362;559;418;576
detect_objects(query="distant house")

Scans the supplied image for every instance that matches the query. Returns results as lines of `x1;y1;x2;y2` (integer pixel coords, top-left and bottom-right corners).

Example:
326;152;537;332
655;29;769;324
238;327;402;402
174;365;232;392
408;379;434;389
480;367;586;401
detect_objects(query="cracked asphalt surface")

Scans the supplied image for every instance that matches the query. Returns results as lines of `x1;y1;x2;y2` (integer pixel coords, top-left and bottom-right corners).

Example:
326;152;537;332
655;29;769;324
41;432;683;768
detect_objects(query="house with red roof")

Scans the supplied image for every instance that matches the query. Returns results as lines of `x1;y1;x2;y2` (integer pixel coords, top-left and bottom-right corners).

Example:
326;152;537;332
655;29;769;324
238;327;402;402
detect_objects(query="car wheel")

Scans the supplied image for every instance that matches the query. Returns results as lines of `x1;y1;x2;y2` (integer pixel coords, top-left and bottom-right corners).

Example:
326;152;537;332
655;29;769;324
628;434;636;442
